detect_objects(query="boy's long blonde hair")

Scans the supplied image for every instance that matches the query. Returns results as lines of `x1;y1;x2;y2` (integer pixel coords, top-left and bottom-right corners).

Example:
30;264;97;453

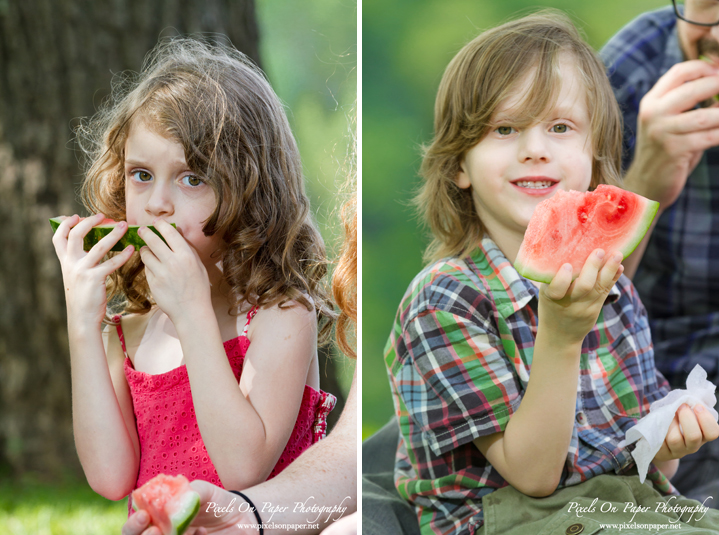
77;37;335;339
416;11;623;263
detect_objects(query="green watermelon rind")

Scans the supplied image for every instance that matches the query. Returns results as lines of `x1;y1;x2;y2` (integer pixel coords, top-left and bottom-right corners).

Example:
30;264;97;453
131;483;201;535
49;217;175;252
170;491;201;535
514;196;660;284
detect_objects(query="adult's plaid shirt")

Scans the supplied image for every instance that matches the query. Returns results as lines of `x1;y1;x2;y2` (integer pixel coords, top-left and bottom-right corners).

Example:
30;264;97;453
384;238;673;535
601;6;719;386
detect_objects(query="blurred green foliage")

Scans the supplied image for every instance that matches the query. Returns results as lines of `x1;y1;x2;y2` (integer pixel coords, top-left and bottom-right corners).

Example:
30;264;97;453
362;0;668;438
258;0;357;395
0;473;127;535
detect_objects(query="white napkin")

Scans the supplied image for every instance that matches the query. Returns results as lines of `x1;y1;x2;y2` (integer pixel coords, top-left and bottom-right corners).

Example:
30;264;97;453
623;364;718;483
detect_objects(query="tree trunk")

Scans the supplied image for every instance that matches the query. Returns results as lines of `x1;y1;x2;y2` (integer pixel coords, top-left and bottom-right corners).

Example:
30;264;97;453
0;0;263;479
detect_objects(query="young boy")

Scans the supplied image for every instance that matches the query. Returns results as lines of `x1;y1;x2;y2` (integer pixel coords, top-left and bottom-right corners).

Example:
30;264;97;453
384;12;719;535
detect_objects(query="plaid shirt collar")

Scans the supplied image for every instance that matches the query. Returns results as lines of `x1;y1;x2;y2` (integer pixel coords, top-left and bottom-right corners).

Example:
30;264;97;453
475;237;621;320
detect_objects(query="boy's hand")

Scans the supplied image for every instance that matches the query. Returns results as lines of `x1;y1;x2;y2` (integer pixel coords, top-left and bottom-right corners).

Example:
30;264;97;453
138;219;212;325
653;403;719;463
538;249;624;346
51;213;134;328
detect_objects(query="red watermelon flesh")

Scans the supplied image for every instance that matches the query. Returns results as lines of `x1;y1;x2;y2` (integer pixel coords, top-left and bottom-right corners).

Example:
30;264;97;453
514;185;659;283
131;474;200;535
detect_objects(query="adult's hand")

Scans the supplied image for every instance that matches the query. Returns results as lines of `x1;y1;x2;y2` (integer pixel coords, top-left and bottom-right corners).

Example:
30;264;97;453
122;480;260;535
624;59;719;208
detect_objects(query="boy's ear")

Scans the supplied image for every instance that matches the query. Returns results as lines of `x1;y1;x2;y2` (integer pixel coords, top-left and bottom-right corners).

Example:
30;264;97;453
455;160;471;189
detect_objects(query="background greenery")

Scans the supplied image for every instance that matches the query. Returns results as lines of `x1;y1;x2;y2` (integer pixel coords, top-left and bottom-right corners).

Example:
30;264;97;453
362;0;668;438
0;0;356;532
258;0;358;397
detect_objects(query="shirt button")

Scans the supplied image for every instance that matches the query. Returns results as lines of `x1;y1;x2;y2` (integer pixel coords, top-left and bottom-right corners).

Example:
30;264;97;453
566;523;584;535
576;412;587;425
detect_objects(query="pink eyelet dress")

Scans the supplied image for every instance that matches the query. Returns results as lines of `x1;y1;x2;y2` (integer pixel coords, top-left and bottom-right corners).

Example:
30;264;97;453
113;306;336;512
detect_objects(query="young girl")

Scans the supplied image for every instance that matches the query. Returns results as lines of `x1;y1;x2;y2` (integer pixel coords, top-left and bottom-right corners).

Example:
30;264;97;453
51;38;336;505
384;12;719;535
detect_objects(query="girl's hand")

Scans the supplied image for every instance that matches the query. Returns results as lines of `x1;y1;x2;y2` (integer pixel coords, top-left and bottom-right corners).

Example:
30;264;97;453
138;219;211;325
537;249;624;346
51;213;134;328
653;403;719;463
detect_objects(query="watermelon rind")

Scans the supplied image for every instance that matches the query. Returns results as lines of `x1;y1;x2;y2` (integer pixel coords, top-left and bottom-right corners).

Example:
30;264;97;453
49;217;175;252
170;491;201;535
514;189;659;284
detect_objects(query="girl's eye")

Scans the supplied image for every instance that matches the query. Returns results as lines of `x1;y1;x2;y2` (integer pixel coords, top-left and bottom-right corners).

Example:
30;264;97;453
182;175;203;187
496;126;515;136
132;170;152;182
551;124;569;133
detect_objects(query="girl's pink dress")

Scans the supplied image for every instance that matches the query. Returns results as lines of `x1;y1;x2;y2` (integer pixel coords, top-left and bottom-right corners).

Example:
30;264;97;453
113;307;336;508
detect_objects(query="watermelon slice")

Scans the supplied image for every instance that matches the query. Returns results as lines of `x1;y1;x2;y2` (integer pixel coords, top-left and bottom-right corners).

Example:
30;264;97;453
514;185;659;283
131;474;201;535
49;216;174;251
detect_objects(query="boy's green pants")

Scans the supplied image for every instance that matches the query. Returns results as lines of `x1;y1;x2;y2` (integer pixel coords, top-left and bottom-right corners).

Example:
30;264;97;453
481;473;719;535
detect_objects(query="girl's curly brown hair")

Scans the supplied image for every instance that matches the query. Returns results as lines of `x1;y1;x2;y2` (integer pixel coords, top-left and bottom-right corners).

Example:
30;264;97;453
76;37;335;340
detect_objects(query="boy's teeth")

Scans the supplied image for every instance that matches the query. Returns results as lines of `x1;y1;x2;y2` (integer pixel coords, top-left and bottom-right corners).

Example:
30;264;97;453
516;181;554;189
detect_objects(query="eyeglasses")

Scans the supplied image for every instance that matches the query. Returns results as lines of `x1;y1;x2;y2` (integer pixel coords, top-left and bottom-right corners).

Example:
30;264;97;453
673;0;719;27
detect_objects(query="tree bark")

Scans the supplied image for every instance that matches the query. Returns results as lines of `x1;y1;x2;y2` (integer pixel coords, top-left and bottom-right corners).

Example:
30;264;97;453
0;0;263;478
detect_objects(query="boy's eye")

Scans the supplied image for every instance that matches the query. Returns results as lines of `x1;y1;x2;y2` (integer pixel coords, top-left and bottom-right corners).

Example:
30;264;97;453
132;170;152;182
182;175;203;187
551;124;569;133
496;126;515;135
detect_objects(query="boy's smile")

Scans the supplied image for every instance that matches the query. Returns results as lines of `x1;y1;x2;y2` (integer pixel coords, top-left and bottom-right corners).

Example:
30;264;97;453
509;176;560;196
455;56;593;262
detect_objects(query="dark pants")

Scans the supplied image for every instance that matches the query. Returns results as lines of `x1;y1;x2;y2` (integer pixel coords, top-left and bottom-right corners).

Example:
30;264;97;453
362;418;421;535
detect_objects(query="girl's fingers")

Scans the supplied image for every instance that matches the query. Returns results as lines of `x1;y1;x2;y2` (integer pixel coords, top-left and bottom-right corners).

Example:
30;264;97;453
544;263;573;300
152;218;185;252
67;213;105;256
138;226;171;262
97;245;135;277
51;214;80;257
139;246;160;272
85;222;129;265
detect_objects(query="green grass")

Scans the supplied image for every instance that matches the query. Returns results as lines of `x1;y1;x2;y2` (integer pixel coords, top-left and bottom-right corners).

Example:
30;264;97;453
0;474;128;535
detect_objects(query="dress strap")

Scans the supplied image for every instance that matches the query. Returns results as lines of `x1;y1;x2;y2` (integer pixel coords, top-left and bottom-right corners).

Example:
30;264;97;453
241;306;259;337
112;314;129;357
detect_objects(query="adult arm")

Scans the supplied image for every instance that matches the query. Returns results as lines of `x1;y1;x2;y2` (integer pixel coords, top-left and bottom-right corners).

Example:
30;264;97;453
240;370;357;533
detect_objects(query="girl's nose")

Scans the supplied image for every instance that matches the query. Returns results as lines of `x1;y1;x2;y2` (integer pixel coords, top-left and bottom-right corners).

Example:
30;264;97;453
144;182;174;218
518;126;550;163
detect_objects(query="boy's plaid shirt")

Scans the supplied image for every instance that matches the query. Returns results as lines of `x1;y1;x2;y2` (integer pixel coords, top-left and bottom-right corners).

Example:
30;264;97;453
384;238;674;535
